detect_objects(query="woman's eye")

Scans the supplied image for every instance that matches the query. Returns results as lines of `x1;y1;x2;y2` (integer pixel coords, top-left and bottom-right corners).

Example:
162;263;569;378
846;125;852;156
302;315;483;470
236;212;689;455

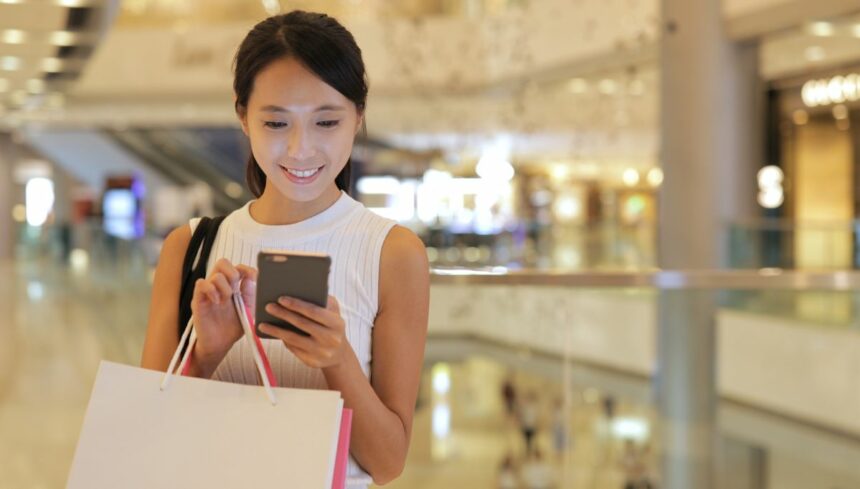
264;121;287;129
317;120;340;128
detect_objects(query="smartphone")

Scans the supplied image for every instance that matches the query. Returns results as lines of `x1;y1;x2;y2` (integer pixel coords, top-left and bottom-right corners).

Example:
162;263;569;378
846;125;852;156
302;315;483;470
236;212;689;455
255;250;332;339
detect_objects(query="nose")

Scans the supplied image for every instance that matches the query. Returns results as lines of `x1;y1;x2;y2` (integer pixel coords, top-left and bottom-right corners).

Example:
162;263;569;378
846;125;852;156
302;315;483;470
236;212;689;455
285;124;314;161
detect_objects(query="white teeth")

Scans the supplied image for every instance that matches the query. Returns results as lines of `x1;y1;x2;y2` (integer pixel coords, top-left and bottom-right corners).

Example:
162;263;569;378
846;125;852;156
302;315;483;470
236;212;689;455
285;167;320;178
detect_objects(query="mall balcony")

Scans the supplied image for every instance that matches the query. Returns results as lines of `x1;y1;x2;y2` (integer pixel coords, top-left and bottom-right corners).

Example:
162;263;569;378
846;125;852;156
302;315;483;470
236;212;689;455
2;1;860;489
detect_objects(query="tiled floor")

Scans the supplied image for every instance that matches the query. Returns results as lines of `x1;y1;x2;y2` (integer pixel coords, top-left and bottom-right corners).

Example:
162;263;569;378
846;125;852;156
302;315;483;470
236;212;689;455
0;257;147;488
0;256;650;489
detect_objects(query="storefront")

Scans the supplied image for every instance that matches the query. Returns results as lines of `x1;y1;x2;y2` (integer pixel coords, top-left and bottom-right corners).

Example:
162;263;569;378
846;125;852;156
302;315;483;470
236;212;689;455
771;66;860;269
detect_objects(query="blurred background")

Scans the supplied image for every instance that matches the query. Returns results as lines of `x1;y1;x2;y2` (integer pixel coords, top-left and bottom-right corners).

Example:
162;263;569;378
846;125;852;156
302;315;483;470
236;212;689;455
3;0;860;488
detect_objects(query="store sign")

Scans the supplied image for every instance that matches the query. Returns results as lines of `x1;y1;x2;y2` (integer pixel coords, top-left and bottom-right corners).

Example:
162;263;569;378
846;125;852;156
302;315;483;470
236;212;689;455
757;166;784;209
802;74;860;107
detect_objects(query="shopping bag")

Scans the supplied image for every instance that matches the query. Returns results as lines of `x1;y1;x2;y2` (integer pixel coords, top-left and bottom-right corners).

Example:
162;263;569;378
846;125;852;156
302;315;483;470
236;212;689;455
67;291;352;489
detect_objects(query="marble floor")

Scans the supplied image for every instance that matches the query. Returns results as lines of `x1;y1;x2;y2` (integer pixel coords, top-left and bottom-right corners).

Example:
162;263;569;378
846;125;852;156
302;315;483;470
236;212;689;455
0;255;651;489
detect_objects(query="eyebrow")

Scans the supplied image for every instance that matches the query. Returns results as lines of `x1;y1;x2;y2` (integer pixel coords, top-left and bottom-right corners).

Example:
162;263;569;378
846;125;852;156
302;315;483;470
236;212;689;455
260;104;347;113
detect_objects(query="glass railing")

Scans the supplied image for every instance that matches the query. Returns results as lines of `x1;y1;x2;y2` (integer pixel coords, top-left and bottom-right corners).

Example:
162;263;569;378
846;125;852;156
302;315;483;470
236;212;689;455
418;270;860;489
728;218;860;270
21;215;860;273
420;221;657;270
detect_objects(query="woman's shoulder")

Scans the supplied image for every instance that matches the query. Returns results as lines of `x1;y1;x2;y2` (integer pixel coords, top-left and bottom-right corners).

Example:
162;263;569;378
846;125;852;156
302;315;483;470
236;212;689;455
153;224;193;278
162;224;193;257
382;225;425;256
380;225;428;280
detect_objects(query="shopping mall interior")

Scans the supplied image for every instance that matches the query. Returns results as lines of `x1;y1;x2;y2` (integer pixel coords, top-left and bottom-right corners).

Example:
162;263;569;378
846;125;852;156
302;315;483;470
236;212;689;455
3;0;860;488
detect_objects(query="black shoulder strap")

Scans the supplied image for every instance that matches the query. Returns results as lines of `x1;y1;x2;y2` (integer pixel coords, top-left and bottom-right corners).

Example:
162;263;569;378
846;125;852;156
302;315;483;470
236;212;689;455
178;216;226;341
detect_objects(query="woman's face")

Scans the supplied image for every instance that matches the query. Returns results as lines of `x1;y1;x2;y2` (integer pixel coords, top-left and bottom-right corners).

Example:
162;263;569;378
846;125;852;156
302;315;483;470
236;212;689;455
240;56;362;202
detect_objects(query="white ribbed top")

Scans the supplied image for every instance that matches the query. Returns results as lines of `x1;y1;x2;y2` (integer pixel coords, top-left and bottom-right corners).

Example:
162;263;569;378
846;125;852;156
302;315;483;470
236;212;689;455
189;191;396;486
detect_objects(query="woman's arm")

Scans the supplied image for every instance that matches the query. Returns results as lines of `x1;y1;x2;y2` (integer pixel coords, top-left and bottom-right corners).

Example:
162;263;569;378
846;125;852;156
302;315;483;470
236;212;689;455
141;225;255;378
141;226;191;371
325;225;429;484
259;225;429;484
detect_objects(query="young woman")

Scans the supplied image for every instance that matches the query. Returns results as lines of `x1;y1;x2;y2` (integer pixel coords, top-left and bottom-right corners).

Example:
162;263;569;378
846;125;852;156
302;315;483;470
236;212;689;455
141;11;429;487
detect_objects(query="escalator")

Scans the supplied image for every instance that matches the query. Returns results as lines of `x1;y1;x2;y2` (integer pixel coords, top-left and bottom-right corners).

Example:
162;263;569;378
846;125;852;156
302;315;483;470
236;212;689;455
105;127;252;215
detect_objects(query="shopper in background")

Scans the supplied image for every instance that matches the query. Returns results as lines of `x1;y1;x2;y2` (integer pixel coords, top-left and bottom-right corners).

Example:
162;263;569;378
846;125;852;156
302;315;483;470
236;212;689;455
497;452;520;489
517;390;541;456
550;397;571;462
501;372;518;418
620;439;652;489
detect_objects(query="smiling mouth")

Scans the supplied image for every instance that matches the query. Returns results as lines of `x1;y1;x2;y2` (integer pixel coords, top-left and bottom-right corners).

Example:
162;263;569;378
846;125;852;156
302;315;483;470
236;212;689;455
282;165;323;178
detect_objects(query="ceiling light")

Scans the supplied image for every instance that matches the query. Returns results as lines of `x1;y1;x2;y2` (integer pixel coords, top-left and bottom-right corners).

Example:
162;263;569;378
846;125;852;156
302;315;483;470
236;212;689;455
56;0;90;6
261;0;280;15
1;57;21;71
646;168;663;187
0;0;24;4
41;58;62;72
805;46;826;62
549;164;570;182
852;24;860;38
622;168;640;186
2;30;26;44
757;166;784;187
50;31;77;46
808;21;835;37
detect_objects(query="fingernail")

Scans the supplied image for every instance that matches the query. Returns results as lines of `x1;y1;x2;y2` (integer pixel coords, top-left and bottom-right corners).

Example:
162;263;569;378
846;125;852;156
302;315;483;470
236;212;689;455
279;296;292;305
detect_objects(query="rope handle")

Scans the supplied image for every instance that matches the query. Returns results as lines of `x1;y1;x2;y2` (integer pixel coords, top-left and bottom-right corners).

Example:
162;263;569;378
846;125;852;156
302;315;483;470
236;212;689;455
160;284;278;405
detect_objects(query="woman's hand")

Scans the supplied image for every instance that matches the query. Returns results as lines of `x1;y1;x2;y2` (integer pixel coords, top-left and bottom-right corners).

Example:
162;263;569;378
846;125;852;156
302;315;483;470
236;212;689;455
259;295;349;369
190;258;257;364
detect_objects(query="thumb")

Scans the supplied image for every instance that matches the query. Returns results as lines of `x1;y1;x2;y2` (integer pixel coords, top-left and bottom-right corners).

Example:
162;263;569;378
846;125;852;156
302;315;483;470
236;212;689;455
327;295;340;314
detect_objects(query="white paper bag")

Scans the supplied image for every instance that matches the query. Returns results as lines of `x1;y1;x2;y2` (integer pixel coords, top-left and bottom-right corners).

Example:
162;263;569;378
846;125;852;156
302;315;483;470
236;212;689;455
67;361;344;489
68;292;346;489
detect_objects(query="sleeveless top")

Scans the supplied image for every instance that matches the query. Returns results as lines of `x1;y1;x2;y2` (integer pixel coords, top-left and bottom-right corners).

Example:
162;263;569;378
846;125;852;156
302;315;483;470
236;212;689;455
189;191;396;487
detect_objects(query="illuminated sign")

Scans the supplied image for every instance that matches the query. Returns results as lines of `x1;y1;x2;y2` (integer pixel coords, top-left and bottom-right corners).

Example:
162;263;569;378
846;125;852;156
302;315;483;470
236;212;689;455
757;166;784;209
802;74;860;107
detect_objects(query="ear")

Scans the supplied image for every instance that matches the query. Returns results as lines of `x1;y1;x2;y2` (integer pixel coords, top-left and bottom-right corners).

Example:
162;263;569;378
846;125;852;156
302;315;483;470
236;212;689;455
236;99;249;137
354;111;364;136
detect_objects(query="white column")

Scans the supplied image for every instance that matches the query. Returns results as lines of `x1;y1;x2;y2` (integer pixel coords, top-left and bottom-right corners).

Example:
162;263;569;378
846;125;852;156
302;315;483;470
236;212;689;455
658;0;763;488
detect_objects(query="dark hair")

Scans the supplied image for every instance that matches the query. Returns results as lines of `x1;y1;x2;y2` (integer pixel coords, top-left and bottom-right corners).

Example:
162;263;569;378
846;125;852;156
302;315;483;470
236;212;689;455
233;11;368;197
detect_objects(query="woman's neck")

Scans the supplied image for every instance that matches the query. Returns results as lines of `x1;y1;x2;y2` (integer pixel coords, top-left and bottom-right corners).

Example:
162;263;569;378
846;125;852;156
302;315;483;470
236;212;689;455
249;184;342;225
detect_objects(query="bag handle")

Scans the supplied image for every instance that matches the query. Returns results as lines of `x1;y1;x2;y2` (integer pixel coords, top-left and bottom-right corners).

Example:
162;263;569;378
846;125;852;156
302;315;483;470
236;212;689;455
160;286;278;405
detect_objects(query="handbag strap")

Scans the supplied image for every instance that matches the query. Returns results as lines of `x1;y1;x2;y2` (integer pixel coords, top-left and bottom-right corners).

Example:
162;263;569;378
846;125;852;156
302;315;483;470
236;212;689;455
178;216;226;342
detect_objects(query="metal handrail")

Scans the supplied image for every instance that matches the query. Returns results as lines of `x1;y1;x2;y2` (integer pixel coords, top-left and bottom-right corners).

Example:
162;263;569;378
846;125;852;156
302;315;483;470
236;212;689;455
430;267;860;290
